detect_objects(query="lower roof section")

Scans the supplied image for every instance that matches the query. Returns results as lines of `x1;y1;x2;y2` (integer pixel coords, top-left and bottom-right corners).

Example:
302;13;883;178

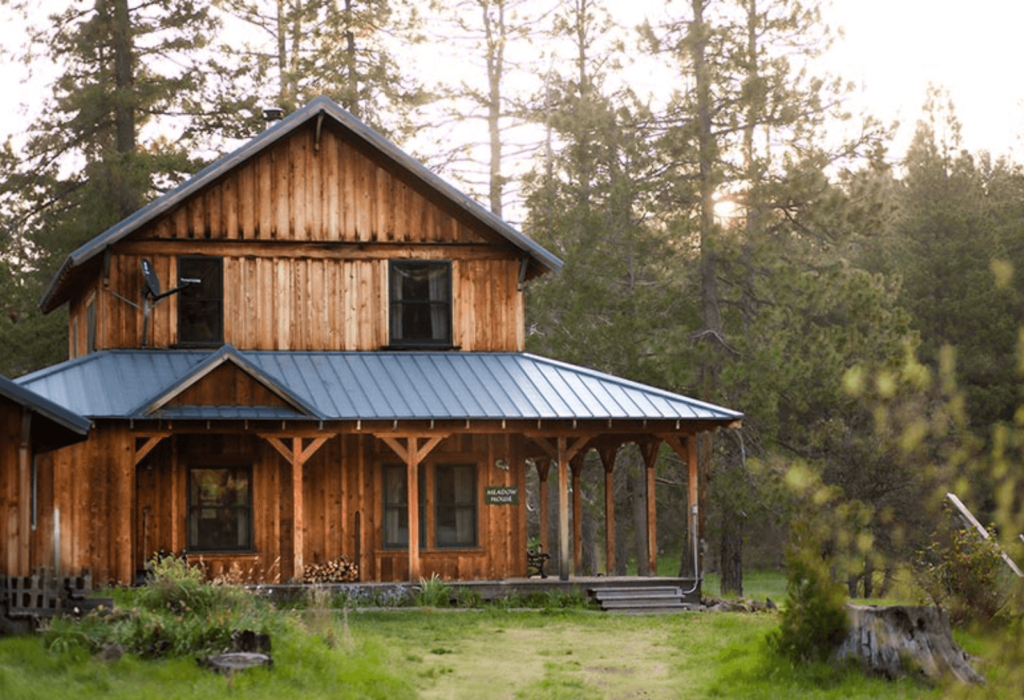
0;374;91;450
15;347;743;426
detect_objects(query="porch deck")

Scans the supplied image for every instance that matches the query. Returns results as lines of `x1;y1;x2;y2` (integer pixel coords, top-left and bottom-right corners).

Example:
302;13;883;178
252;576;703;607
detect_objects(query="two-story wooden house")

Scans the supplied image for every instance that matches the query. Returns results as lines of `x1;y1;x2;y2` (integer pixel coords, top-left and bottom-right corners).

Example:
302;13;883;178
13;97;741;588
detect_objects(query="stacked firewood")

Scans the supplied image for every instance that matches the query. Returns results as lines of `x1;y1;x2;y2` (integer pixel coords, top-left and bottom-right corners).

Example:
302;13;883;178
302;556;359;583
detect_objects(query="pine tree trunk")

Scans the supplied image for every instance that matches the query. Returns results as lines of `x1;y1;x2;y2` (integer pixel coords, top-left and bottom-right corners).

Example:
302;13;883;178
719;516;743;596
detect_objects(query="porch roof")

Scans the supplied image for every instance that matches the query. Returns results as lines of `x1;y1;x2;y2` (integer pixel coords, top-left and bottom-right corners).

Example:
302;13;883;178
15;348;742;426
0;374;92;450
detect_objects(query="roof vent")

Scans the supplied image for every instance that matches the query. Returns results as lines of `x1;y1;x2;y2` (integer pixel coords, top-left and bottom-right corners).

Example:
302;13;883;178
262;107;284;126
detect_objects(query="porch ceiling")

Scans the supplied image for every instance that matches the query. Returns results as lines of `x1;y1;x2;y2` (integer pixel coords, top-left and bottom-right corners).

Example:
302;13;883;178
15;347;742;427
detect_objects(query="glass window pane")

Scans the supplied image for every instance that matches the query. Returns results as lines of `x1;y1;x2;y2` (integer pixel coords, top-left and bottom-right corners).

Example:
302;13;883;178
389;261;451;346
178;256;223;345
435;464;476;548
187;466;252;551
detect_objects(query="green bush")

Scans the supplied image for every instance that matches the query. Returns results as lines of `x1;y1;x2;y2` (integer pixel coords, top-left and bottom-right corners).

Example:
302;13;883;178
768;524;850;664
918;522;1010;626
43;554;282;659
414;574;452;607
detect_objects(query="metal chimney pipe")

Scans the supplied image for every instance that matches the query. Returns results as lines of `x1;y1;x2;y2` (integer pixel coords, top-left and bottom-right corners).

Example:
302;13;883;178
262;107;284;126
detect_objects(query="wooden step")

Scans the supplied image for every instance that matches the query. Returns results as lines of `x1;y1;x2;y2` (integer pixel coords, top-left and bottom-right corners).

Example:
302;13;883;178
591;586;683;600
588;585;696;614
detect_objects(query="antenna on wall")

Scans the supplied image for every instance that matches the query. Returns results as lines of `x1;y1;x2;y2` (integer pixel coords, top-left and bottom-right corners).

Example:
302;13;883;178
140;259;200;347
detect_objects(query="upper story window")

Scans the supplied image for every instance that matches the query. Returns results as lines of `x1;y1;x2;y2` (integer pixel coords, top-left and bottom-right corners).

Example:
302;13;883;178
178;256;223;346
389;260;451;348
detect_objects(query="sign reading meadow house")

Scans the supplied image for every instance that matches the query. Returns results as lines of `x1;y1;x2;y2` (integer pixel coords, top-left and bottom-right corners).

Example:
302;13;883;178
486;486;519;505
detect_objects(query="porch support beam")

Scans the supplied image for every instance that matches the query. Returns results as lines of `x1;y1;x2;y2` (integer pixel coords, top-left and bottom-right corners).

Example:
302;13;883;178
536;459;551;555
571;455;584;574
527;435;594;580
596;445;618;575
260;434;333;581
378;434;447;582
133;434;170;466
17;410;31;575
558;437;570;580
638;438;662;577
661;434;699;578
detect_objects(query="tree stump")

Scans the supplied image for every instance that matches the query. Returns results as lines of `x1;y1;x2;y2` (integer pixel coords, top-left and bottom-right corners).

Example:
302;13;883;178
836;605;983;684
198;652;272;674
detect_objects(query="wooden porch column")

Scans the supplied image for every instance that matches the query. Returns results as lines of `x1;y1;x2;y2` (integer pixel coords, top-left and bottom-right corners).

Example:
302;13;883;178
378;434;446;582
661;434;699;578
597;446;618;575
639;439;662;577
528;436;590;581
117;427;135;585
262;435;332;581
536;459;550;555
571;456;584;574
17;410;31;575
557;437;570;581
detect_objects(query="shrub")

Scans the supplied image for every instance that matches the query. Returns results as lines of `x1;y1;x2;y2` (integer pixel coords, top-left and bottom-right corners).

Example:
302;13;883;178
415;574;452;607
918;521;1010;626
768;521;850;664
42;554;282;659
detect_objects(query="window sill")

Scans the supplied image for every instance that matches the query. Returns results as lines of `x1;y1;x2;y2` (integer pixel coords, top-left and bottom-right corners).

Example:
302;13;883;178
382;344;460;351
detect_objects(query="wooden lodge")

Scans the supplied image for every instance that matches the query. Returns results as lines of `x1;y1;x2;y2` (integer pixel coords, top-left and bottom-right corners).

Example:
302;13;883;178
6;97;742;589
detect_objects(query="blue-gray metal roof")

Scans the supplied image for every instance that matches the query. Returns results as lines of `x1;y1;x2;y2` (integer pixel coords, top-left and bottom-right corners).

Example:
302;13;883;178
41;96;563;312
0;374;91;450
15;348;742;425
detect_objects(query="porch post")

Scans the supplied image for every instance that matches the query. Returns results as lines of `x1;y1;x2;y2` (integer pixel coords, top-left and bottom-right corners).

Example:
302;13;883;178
688;436;699;575
598;446;617;575
17;410;31;575
557;437;570;581
571;456;583;574
292;438;305;581
639;440;661;577
536;459;550;555
407;438;420;581
376;434;446;583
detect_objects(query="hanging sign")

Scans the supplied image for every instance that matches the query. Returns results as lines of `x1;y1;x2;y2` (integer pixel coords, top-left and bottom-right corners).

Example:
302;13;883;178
485;486;519;505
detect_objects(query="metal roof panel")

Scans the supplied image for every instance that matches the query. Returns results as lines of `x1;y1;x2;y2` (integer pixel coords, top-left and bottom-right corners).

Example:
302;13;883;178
16;349;743;424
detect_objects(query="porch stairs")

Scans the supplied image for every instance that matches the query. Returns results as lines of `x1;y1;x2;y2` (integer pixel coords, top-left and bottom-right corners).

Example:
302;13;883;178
588;584;697;614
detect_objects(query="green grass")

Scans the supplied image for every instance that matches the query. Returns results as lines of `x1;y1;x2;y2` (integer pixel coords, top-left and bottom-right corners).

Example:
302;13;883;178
0;615;416;700
703;570;787;601
0;567;1015;700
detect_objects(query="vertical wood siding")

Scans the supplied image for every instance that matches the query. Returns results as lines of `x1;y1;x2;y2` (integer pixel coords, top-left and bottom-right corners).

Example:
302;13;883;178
83;123;527;352
30;426;531;584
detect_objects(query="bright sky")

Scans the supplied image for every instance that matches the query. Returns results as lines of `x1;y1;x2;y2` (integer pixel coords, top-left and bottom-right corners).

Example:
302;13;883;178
0;0;1022;163
823;0;1024;158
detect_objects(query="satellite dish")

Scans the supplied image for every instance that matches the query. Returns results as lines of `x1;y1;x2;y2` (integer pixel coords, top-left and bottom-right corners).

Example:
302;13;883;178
141;259;161;298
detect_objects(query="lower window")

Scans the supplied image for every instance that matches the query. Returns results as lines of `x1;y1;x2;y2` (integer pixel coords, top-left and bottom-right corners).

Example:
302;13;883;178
435;464;476;548
381;463;477;549
187;466;252;551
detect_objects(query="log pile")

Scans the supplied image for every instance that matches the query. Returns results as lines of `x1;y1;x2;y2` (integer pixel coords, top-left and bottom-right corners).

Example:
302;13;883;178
836;605;984;684
302;557;359;583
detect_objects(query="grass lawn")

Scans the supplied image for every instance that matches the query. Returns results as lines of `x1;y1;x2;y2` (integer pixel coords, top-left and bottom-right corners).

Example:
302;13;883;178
347;608;945;700
1;605;961;700
0;568;1012;700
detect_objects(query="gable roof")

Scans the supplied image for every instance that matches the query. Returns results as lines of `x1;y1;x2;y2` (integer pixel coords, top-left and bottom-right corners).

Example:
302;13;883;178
0;374;91;451
40;96;563;313
131;345;324;420
15;348;742;427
